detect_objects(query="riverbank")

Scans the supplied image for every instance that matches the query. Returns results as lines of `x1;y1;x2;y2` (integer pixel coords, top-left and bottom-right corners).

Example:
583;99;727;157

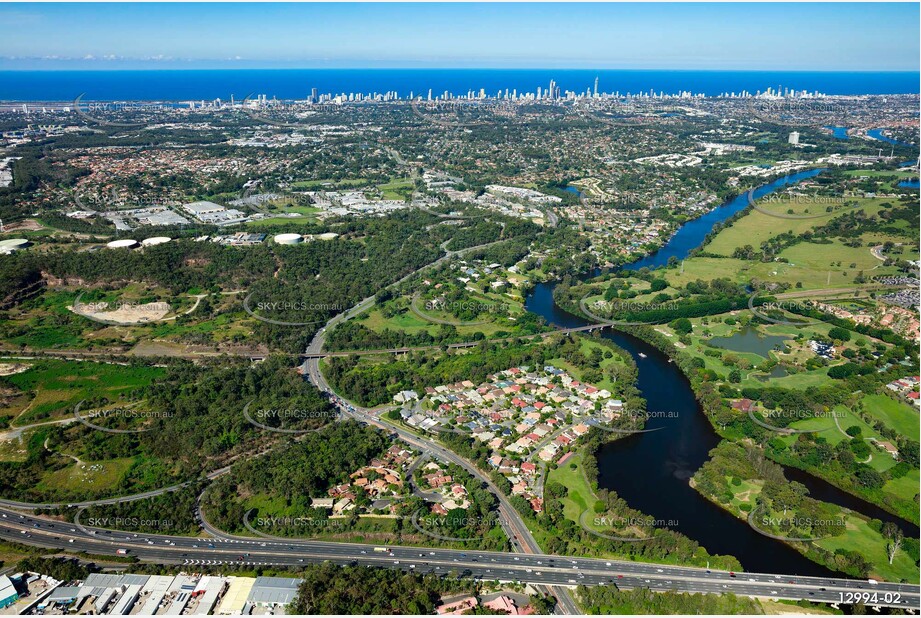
692;441;919;583
547;287;918;579
522;165;918;578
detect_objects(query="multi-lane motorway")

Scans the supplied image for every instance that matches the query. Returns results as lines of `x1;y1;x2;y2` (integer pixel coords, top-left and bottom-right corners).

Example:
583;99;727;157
0;508;917;610
297;238;919;613
3;236;917;614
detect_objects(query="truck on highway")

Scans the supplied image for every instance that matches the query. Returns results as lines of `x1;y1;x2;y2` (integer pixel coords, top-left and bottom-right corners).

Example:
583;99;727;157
373;547;388;553
116;549;129;555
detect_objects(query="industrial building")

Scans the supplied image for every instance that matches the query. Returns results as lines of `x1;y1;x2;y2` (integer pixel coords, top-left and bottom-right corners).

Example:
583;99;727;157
215;576;255;615
246;576;301;609
0;238;30;254
273;232;303;245
0;575;18;609
183;201;249;225
141;236;172;247
106;238;139;249
17;571;302;615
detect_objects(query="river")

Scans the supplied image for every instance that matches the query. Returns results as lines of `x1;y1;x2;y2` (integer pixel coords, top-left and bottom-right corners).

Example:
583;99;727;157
524;169;917;576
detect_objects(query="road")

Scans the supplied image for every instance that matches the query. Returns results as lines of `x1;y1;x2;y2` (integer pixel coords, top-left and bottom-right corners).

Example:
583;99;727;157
301;236;582;613
4;226;914;612
0;509;916;610
302;324;608;358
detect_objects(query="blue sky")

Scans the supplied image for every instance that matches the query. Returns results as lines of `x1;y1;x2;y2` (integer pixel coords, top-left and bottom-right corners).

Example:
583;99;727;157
0;3;918;71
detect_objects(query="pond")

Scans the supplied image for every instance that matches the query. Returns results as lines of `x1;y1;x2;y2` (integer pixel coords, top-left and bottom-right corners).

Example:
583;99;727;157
707;326;792;357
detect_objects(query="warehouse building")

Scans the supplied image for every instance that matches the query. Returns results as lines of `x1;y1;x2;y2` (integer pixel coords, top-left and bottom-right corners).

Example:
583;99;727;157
0;575;19;609
247;576;301;608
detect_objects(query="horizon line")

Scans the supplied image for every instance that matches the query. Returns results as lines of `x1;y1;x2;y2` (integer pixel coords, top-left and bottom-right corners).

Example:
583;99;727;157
1;67;919;74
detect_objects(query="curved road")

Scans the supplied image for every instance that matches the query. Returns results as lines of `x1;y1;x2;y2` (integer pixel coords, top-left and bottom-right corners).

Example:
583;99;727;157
301;236;582;613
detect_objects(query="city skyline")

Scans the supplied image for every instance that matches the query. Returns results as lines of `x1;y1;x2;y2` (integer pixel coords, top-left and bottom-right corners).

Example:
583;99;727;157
0;2;918;71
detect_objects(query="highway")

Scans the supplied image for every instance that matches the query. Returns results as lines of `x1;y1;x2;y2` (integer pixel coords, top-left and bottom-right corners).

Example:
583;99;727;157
4;232;916;613
301;236;583;613
294;235;920;613
0;509;917;610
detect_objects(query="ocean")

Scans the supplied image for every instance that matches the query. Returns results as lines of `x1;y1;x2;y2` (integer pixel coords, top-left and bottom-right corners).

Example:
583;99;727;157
0;69;918;102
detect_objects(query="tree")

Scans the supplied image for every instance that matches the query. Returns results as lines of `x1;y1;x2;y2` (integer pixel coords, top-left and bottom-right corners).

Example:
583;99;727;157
671;317;692;335
828;326;852;342
883;522;903;565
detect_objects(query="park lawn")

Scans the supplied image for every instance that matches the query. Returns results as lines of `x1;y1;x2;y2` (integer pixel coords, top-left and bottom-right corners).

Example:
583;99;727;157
547;452;596;526
842;169;918;179
727;477;763;515
361;307;435;334
37;457;136;494
655;257;754;288
675;318;836;391
883;470;920;506
361;305;509;339
2;359;165;426
0;438;28;462
245;215;315;227
782;407;898;472
292;178;369;189
744;239;887;290
376;178;414;201
814;516;919;583
704;198;891;257
147;310;255;343
861;394;919;438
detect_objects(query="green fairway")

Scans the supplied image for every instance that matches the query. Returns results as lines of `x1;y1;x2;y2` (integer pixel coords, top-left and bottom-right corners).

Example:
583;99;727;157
815;516;919;583
861;394;920;438
376;178;414;201
705;198;891;257
547;452;595;524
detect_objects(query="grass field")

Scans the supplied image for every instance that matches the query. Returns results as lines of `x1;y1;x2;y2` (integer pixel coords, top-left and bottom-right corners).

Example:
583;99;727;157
37;457;136;494
861;394;919;438
705;198;891;257
713;472;917;583
376;178;414;201
814;516;919;583
0;359;165;426
292;178;369;189
547;452;597;526
782;406;898;473
665;317;843;391
726;477;763;514
883;469;920;507
546;337;626;393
